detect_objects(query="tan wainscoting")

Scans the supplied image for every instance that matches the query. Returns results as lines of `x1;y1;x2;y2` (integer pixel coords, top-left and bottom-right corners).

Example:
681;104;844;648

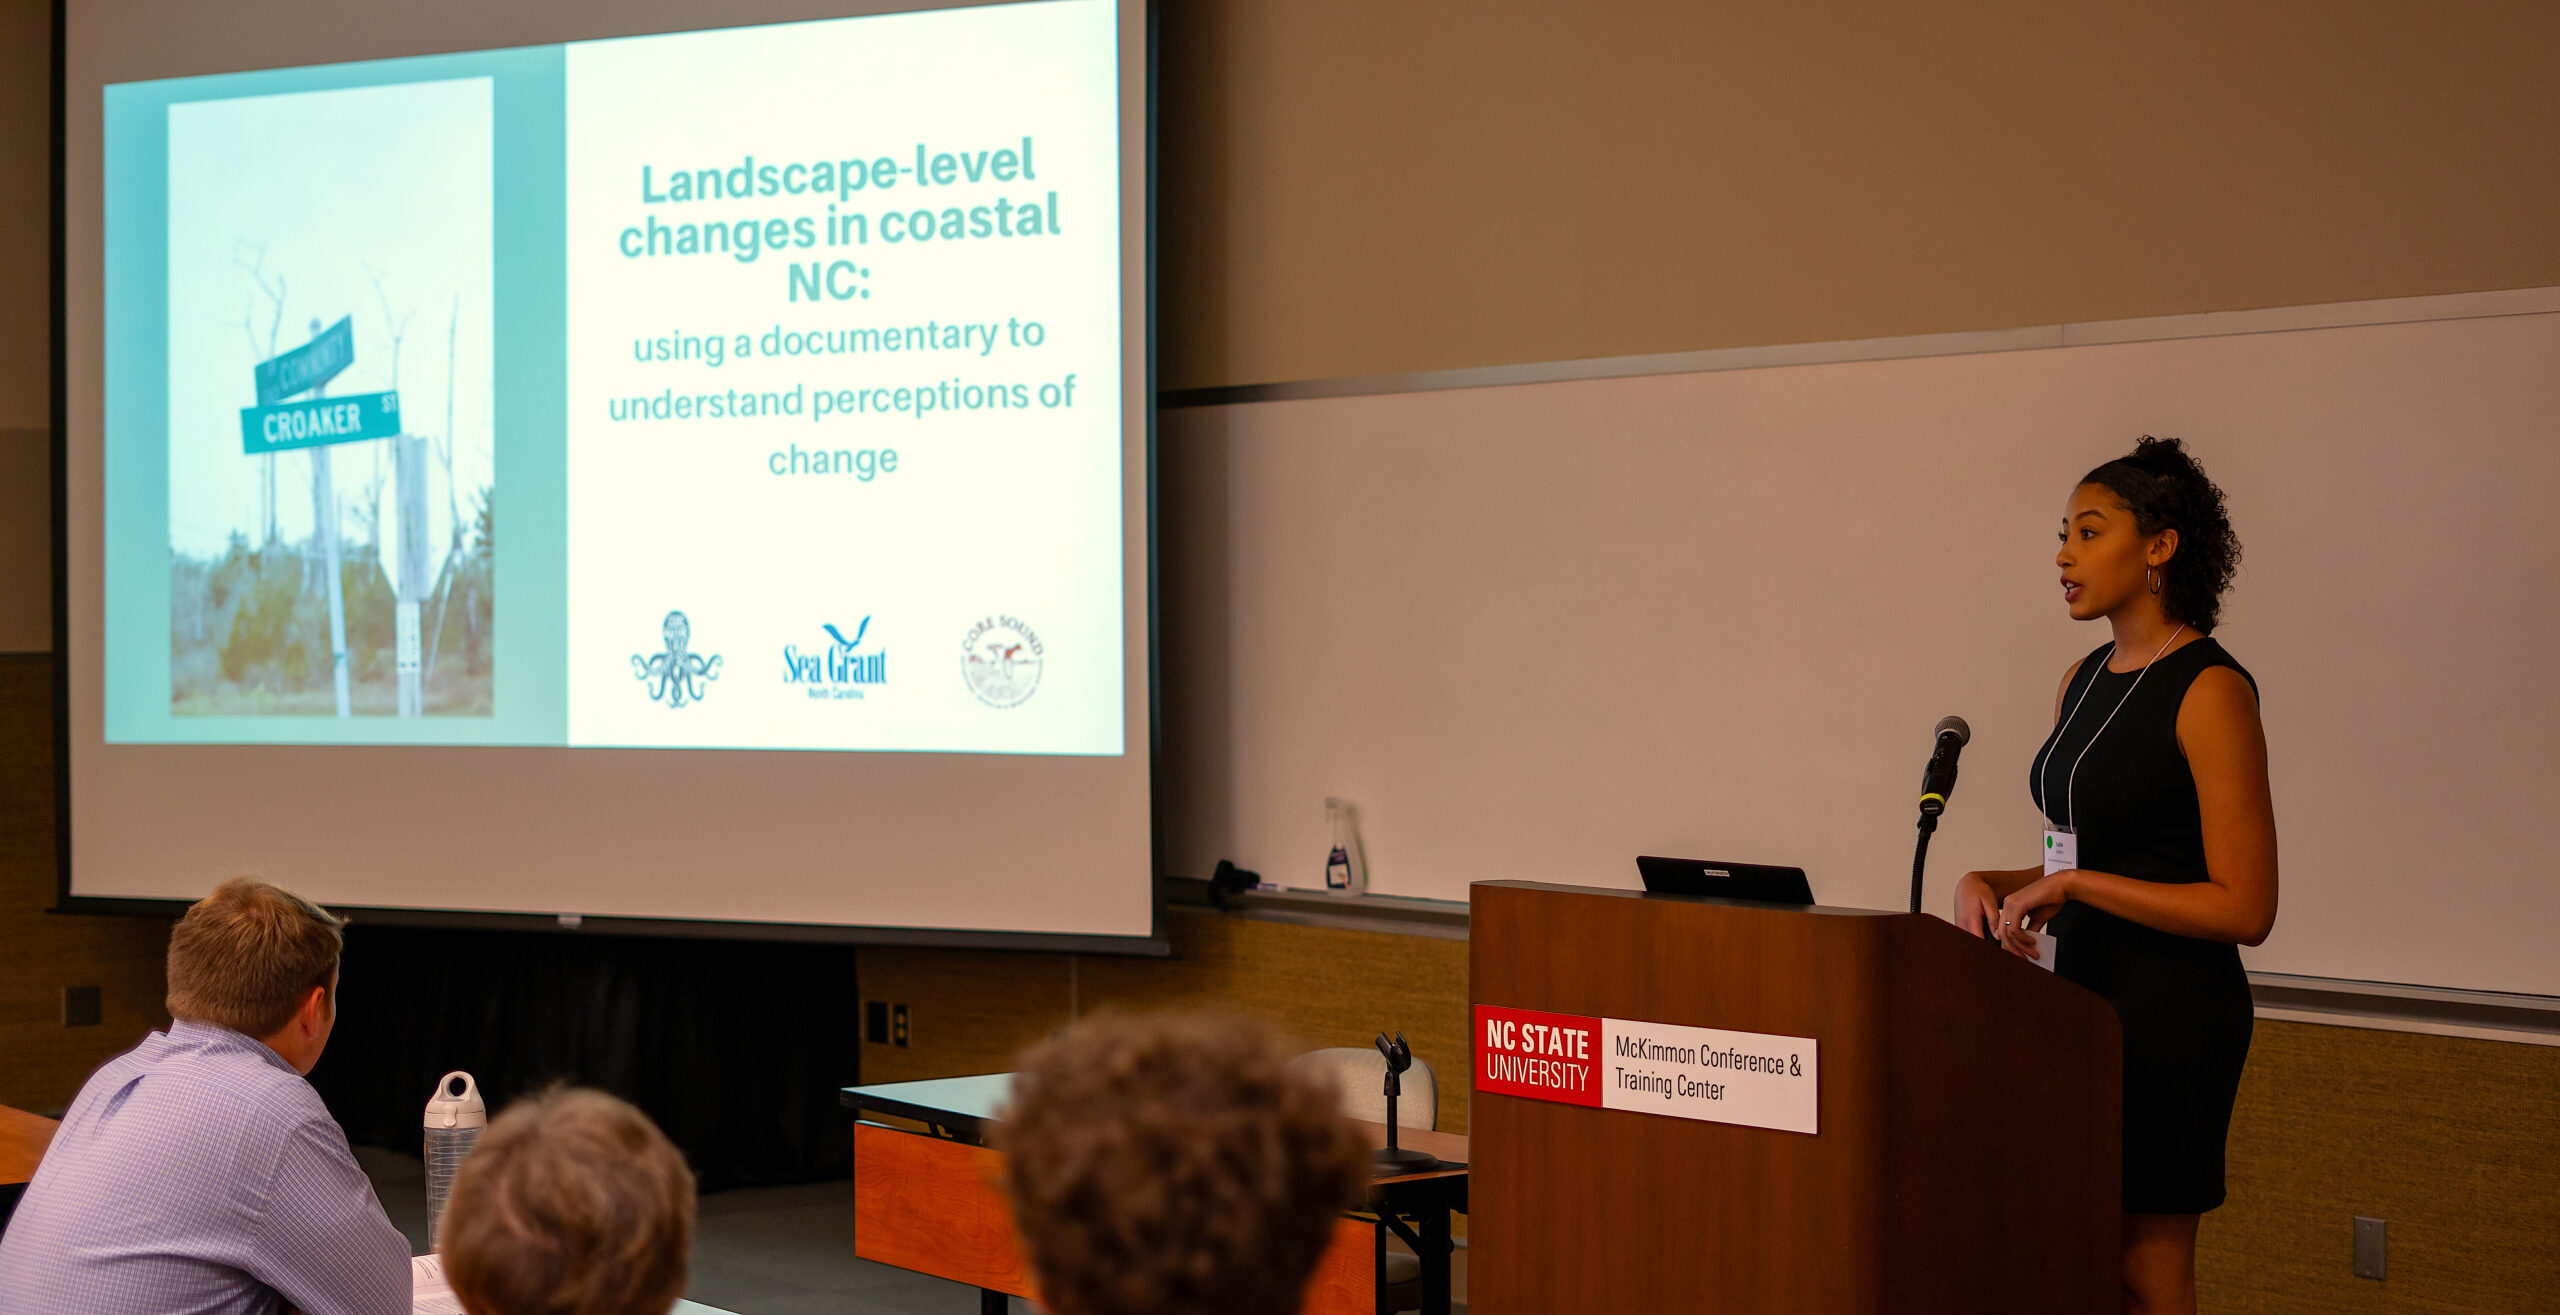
0;657;172;1112
2200;1019;2560;1314
858;907;1473;1136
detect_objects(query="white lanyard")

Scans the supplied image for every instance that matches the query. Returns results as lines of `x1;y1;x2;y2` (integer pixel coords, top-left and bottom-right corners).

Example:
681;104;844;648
2035;624;2186;829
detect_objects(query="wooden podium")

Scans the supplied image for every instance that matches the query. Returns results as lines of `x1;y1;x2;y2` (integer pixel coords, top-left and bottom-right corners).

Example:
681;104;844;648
1469;881;2121;1314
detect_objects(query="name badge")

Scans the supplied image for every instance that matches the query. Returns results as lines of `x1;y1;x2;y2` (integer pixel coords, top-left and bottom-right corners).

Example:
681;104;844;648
2025;826;2071;972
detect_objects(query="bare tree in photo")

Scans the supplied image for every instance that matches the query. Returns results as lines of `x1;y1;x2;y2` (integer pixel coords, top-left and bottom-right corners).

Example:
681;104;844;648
231;241;287;549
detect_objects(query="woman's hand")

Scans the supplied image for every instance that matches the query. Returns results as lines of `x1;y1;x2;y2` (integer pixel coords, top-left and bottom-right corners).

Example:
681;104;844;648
1997;871;2076;960
1953;871;2004;941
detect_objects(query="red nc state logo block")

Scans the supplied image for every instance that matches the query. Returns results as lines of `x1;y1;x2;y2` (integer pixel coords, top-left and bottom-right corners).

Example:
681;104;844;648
1474;1004;1601;1108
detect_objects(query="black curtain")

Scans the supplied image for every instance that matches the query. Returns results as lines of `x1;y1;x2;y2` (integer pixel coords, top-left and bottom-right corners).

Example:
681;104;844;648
309;924;861;1191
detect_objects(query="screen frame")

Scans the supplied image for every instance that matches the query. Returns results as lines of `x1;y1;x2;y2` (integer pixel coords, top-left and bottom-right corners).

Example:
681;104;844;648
48;0;1169;956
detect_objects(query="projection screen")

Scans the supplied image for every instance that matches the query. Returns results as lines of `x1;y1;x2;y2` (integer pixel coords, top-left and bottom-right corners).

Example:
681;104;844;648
60;0;1158;947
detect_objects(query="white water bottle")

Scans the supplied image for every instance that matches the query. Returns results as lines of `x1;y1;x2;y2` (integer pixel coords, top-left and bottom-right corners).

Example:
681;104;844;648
423;1071;486;1248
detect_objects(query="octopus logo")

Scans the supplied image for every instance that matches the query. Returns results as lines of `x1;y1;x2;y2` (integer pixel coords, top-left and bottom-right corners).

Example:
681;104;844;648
633;610;722;708
960;615;1043;708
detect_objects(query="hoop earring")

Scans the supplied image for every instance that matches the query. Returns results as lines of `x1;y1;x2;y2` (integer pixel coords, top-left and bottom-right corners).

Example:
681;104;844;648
2147;566;2163;595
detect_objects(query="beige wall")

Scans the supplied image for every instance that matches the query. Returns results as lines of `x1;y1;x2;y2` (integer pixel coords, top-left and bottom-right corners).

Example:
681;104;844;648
1;0;47;653
0;0;43;428
1156;0;2560;389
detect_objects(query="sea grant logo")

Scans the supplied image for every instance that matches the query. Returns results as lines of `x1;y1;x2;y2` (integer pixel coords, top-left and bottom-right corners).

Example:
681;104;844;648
633;610;721;708
960;615;1043;708
785;617;888;700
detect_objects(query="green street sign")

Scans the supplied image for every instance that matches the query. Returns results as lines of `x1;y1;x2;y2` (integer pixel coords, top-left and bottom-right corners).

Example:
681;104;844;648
254;316;355;406
239;390;401;454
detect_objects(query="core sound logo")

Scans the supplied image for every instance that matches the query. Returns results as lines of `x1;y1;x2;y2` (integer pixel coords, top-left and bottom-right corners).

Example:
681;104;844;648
960;615;1043;708
786;617;888;700
633;610;721;708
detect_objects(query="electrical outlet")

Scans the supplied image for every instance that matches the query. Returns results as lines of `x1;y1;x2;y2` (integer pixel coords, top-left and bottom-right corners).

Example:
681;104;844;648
865;1000;889;1044
892;1003;911;1048
2353;1216;2387;1281
62;986;102;1027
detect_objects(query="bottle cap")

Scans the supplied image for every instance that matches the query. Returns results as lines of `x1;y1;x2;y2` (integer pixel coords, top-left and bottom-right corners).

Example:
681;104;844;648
423;1071;487;1130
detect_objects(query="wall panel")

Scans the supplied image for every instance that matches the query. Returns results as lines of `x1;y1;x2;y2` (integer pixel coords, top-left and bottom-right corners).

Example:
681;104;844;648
858;908;1472;1135
1155;1;2560;389
2200;1021;2560;1313
0;0;45;427
1154;308;2560;996
0;657;169;1112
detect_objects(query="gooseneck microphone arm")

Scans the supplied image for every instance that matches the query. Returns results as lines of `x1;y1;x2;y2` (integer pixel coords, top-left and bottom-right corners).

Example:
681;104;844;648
1908;716;1970;914
1908;826;1935;916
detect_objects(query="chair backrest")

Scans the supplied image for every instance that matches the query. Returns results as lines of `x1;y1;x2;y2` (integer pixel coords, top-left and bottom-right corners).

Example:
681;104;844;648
1290;1047;1438;1131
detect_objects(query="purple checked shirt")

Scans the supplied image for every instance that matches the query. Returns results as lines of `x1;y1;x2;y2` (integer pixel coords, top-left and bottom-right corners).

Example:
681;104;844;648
0;1019;409;1315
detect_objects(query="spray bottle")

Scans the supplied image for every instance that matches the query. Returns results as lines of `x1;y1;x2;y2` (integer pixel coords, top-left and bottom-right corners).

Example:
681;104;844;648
1323;797;1368;896
423;1071;486;1248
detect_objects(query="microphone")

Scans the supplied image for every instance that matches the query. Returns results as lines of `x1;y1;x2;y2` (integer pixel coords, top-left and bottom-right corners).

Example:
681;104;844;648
1909;715;1970;914
1918;715;1970;819
1371;1032;1438;1174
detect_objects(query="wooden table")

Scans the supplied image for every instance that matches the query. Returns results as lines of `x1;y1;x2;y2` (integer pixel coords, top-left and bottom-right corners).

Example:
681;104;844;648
1;1103;62;1227
842;1075;1468;1315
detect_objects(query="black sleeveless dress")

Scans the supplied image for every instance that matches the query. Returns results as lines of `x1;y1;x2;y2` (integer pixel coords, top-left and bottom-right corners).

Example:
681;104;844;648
2028;637;2256;1215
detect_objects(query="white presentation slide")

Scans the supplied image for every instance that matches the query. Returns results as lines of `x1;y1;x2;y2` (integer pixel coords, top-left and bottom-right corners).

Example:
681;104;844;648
110;0;1128;757
562;2;1125;754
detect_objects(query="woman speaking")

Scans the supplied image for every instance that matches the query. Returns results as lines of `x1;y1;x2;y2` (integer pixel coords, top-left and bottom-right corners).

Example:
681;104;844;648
1955;436;2277;1315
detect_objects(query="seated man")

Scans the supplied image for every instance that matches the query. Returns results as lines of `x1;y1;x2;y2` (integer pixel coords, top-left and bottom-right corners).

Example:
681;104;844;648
1000;1011;1368;1315
438;1087;695;1315
0;877;409;1314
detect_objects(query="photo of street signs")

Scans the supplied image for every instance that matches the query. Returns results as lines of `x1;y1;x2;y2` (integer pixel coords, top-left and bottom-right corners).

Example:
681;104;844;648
164;77;495;718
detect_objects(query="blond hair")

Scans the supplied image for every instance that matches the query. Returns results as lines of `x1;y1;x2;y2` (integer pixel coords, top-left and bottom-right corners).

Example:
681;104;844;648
164;876;345;1036
441;1087;696;1315
999;1011;1368;1315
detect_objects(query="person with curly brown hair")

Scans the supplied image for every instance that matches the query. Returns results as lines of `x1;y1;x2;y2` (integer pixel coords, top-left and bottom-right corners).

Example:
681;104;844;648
1954;436;2277;1315
999;1011;1369;1315
438;1087;697;1315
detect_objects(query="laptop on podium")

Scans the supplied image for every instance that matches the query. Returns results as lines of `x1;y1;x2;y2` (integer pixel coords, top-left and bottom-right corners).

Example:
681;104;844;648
1635;856;1815;906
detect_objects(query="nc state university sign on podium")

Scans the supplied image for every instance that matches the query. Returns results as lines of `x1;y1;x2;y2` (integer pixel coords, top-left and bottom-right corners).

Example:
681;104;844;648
1466;880;2121;1315
1475;1003;1819;1134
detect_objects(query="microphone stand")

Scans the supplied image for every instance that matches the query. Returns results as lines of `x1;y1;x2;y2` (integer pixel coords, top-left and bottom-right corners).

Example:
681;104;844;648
1908;803;1940;915
1372;1032;1438;1175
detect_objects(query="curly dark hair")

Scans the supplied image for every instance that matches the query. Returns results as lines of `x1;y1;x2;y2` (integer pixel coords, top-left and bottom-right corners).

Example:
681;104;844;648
999;1011;1368;1315
2081;435;2242;632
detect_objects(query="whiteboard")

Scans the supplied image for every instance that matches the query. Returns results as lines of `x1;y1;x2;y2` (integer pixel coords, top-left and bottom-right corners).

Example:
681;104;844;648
1156;303;2560;997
